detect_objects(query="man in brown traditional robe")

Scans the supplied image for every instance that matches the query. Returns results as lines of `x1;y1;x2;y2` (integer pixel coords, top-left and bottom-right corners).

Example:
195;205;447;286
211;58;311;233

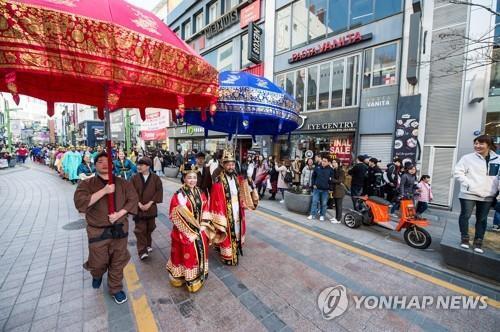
195;152;212;194
74;152;138;305
130;157;163;260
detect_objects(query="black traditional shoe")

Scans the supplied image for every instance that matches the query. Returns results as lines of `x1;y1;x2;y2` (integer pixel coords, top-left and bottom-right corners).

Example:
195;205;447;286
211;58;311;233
92;278;102;289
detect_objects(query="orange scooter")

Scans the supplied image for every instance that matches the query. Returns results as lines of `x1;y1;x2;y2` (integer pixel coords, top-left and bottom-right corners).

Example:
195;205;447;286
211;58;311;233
343;195;432;249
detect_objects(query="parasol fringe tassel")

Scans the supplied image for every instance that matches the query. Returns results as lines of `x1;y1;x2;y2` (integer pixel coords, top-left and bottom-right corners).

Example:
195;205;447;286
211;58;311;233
97;107;105;120
209;97;217;116
177;95;185;117
139;108;146;121
46;101;55;117
204;128;209;138
201;109;207;122
5;72;20;105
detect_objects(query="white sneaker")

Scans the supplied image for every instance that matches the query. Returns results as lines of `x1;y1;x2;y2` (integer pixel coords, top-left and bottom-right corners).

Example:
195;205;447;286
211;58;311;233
319;216;325;221
147;246;153;253
473;247;484;254
307;215;313;220
491;225;500;232
330;218;341;224
460;243;470;249
140;252;149;260
279;200;285;203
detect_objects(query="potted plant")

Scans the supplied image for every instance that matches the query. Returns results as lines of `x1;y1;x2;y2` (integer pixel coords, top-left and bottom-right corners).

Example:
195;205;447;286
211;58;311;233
163;165;179;178
284;185;312;215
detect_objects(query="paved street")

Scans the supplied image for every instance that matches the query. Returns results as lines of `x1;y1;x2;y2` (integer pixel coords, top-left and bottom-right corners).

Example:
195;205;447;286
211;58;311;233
0;163;499;332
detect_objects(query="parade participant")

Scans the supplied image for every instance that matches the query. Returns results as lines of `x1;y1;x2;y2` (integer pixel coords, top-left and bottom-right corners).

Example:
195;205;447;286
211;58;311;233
194;152;212;194
130;157;163;260
167;164;224;292
74;152;138;304
91;145;103;165
113;150;136;180
77;154;95;181
62;146;82;184
209;149;259;266
16;144;28;164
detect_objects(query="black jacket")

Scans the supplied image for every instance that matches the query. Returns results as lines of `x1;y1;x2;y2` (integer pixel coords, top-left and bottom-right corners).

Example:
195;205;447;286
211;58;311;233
385;163;400;186
312;165;334;190
348;163;368;187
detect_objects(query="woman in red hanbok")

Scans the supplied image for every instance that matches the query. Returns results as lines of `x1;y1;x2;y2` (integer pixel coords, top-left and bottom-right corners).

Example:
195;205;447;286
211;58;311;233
166;164;225;292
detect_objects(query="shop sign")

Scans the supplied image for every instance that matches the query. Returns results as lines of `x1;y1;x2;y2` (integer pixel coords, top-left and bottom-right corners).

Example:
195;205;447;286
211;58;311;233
205;9;239;39
248;22;262;64
240;0;260;28
179;126;204;135
329;137;353;165
289;32;372;63
141;128;166;141
393;95;421;164
363;95;395;108
305;121;356;132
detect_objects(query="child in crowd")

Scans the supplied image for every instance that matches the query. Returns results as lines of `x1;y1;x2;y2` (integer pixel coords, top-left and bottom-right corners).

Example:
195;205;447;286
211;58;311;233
416;175;433;215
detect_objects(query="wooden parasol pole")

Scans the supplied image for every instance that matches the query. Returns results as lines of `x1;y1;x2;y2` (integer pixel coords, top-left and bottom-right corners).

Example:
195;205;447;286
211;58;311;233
104;107;115;214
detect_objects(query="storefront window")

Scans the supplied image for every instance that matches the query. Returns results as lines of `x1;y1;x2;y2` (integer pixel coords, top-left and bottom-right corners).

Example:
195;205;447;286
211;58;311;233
363;42;398;88
182;20;191;39
286;134;354;165
331;59;344;108
295;69;306;111
351;0;374;27
276;74;285;90
225;0;238;12
276;1;403;54
318;63;331;109
195;12;204;33
328;0;349;35
285;72;295;96
307;65;318;110
345;55;359;106
209;1;219;23
203;42;233;71
276;6;291;53
374;0;402;20
205;138;226;155
292;0;308;48
308;0;328;42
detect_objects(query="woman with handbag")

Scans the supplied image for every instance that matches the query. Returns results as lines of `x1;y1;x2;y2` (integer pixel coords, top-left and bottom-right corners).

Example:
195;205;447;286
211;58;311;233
330;159;346;224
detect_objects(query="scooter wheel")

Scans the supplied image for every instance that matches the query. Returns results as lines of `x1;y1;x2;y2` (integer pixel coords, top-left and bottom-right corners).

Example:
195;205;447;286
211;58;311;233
343;212;362;228
403;226;432;249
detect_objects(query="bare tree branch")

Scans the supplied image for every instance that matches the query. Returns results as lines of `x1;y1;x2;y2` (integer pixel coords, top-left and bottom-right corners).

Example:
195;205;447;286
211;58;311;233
449;0;500;16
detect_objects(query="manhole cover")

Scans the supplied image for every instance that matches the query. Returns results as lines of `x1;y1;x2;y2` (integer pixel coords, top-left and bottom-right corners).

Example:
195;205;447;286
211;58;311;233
62;219;86;230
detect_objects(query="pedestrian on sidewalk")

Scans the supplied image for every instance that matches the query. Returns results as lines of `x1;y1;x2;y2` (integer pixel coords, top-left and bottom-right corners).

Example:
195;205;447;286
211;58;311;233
308;156;334;222
254;155;268;198
384;157;402;213
348;155;369;207
330;158;346;224
131;157;163;260
300;158;315;189
454;134;499;253
74;152;139;304
416;175;432;215
153;152;163;176
276;160;290;203
291;156;302;186
365;158;384;197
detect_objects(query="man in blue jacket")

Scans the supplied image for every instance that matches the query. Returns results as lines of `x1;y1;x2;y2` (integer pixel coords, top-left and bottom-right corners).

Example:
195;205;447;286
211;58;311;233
308;156;334;221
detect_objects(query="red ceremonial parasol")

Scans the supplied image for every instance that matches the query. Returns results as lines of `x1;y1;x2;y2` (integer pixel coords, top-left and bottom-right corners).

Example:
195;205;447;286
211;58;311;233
0;0;219;212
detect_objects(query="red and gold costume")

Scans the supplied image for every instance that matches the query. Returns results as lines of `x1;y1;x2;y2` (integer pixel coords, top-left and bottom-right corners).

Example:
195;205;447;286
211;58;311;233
166;184;225;292
210;150;259;266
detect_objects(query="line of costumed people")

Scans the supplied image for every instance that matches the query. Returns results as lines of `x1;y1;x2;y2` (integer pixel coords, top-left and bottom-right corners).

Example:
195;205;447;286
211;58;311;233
74;148;258;304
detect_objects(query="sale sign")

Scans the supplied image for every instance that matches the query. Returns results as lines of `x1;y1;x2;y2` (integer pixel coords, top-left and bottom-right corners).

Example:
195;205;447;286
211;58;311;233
329;137;353;165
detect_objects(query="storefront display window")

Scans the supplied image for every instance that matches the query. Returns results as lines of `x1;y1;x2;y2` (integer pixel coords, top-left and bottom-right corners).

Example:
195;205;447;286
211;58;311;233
363;42;398;88
307;65;318;110
345;55;359;106
204;42;233;71
285;72;295;96
205;138;227;155
292;0;308;48
308;0;328;42
318;63;331;109
284;134;354;165
276;0;403;54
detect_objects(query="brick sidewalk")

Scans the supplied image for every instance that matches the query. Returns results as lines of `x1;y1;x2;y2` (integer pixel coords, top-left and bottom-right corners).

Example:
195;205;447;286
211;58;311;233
0;165;498;332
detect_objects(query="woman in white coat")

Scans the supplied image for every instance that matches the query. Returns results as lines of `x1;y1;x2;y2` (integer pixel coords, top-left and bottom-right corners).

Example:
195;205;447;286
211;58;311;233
276;160;290;203
454;135;499;254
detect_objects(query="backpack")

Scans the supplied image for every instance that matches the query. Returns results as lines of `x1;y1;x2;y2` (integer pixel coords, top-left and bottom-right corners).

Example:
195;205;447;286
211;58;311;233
283;168;293;183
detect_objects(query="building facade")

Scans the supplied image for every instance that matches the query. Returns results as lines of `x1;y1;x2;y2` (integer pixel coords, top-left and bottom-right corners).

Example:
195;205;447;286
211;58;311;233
166;0;267;157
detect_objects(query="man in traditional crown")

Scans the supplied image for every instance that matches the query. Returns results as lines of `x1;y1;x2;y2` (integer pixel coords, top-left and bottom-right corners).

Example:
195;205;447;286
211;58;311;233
209;148;259;265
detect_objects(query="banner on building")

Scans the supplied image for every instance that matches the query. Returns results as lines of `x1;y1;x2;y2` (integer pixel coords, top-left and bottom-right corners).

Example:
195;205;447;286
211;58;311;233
141;128;166;141
393;95;421;165
140;109;169;141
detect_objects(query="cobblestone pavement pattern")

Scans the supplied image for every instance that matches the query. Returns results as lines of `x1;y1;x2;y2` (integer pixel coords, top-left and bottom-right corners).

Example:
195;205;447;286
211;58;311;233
0;164;498;331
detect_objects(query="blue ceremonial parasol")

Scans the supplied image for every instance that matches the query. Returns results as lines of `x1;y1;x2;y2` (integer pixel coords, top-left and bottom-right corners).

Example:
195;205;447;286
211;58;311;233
183;71;301;139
